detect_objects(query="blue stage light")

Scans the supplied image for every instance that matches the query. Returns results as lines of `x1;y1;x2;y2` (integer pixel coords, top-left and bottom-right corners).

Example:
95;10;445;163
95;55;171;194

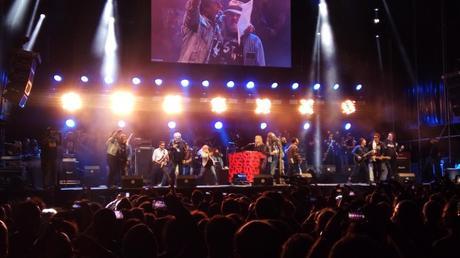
180;79;190;87
154;78;163;86
80;76;89;83
313;83;321;90
271;82;279;89
132;77;141;85
118;120;126;128
260;122;267;130
226;81;235;88
291;83;299;90
355;84;363;91
168;121;176;129
214;121;223;129
333;84;340;90
53;74;63;82
303;122;311;130
344;122;352;130
65;119;76;128
246;81;255;89
202;80;210;87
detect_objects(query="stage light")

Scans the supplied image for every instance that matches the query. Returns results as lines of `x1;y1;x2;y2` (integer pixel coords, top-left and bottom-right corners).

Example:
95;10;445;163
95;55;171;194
80;76;89;83
255;98;271;114
333;84;340;90
374;18;380;24
344;123;352;130
355;84;363;91
104;76;114;84
291;83;299;90
211;97;227;114
61;92;82;112
65;119;76;128
226;81;235;88
202;80;210;87
180;79;190;87
53;74;63;82
271;82;279;89
303;122;311;130
131;77;141;85
246;81;255;89
375;35;380;38
110;91;135;115
163;95;183;114
313;83;321;90
23;13;46;51
168;121;176;129
118;120;126;128
154;78;163;86
341;100;356;115
260;122;268;130
214;121;223;130
299;99;315;115
374;8;379;11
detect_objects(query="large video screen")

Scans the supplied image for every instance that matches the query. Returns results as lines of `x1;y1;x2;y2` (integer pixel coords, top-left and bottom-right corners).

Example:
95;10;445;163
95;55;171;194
151;0;291;67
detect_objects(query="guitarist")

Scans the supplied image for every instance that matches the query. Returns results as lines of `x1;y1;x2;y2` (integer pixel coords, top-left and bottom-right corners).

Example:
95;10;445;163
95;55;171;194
350;138;372;183
152;141;170;186
368;132;386;182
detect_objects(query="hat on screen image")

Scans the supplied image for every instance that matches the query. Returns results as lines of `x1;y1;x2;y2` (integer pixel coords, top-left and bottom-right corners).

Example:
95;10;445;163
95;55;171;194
224;0;244;15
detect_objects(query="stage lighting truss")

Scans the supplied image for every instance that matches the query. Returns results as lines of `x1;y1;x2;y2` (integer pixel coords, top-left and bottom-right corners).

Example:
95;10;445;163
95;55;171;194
255;98;271;114
163;95;183;114
61;92;82;112
299;99;315;115
110;91;135;115
211;97;227;114
341;100;356;115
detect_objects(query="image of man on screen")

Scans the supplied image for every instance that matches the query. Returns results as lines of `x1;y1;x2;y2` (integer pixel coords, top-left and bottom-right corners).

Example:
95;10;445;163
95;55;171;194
209;0;265;66
178;0;223;63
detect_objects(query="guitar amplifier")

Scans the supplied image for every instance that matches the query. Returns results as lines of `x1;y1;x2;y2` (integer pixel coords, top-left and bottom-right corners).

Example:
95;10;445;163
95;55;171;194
59;158;80;186
396;157;411;173
253;174;273;186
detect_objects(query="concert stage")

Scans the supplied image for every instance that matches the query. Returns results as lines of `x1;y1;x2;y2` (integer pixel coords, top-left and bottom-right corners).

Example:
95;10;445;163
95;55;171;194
0;183;374;207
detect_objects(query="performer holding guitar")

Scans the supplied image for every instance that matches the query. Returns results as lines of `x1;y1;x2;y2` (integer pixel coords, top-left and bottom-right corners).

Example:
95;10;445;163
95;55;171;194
152;141;170;186
349;138;372;183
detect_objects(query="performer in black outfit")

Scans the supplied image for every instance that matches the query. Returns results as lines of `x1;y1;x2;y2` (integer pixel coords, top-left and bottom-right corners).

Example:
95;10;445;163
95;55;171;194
350;138;371;183
368;132;386;182
286;137;302;176
168;132;189;183
383;132;402;179
41;127;61;189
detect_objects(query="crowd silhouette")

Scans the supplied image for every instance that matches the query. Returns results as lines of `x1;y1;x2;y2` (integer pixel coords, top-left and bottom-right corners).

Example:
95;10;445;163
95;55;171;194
0;179;459;258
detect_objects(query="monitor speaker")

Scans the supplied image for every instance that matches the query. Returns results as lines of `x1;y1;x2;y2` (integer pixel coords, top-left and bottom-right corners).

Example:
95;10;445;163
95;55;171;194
253;174;273;186
122;176;144;188
396;173;416;184
176;175;197;188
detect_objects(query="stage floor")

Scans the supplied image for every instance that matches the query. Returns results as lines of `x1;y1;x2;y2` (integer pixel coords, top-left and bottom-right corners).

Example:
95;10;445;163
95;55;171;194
0;183;374;207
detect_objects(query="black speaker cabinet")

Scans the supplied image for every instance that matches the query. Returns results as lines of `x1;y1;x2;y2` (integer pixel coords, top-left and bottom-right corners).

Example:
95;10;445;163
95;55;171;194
396;158;411;173
253;175;273;186
59;158;80;186
135;147;153;178
122;176;144;189
82;165;103;187
176;175;197;188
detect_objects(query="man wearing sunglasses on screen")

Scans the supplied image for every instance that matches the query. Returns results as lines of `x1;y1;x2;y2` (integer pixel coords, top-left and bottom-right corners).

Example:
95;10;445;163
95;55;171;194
178;0;223;63
209;0;265;66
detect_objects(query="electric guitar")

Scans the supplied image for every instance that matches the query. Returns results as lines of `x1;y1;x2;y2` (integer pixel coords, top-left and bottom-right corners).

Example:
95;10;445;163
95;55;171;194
353;150;374;164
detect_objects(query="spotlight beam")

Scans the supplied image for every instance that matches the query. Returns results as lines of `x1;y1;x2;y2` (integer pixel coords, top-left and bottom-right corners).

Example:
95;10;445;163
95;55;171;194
23;14;46;51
